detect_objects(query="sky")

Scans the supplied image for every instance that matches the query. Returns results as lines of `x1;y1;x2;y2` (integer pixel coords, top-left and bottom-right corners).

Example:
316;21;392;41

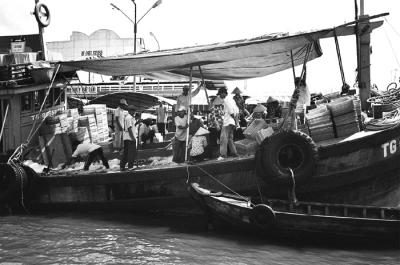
1;0;400;98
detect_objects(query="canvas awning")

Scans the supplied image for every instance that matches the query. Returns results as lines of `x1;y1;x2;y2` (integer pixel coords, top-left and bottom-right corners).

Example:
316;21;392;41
59;21;383;82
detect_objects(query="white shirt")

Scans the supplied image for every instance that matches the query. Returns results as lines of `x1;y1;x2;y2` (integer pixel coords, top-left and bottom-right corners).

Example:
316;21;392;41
156;106;166;123
123;114;136;141
174;115;188;141
72;142;100;157
115;107;126;132
176;94;190;111
223;96;239;126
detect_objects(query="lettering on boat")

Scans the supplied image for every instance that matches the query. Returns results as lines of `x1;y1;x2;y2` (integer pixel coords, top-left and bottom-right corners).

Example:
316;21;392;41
381;140;399;158
30;107;64;120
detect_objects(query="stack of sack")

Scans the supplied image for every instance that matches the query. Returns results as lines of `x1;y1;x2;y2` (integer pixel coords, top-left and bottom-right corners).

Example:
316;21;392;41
235;119;268;155
328;98;360;138
305;105;335;142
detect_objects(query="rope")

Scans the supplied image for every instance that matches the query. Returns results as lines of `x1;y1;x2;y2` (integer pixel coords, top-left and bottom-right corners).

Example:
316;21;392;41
287;168;298;205
382;19;400;69
8;64;63;163
365;108;400;131
333;29;350;94
188;164;254;206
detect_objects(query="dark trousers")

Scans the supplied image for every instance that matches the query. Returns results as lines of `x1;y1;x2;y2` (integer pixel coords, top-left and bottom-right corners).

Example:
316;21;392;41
85;147;109;170
157;122;166;136
120;139;137;170
172;139;186;163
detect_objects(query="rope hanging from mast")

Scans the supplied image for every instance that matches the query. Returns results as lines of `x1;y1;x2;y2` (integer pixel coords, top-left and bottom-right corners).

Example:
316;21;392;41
333;29;350;95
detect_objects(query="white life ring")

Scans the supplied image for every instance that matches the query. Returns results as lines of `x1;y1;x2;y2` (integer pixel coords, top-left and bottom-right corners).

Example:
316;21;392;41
34;3;51;27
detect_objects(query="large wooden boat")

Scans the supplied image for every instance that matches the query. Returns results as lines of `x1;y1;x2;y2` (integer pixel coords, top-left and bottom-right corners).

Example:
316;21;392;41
188;182;400;245
1;3;399;214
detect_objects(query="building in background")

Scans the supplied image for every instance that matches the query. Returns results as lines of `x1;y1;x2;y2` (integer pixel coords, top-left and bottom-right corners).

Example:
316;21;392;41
46;29;142;61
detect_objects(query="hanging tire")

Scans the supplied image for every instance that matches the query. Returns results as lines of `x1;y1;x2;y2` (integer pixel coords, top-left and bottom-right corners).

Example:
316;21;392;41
34;3;51;27
250;204;276;229
0;163;29;203
255;130;318;184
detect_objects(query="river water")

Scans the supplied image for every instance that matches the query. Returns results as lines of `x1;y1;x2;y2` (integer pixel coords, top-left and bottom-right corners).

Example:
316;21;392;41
0;212;398;265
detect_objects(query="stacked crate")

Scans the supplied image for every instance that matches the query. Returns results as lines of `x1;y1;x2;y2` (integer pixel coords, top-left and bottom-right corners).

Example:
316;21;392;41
78;114;99;143
83;104;109;142
328;98;360;138
305;106;335;142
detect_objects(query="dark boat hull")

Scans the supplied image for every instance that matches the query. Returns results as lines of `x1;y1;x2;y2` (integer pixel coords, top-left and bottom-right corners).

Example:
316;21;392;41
188;183;400;245
2;124;400;213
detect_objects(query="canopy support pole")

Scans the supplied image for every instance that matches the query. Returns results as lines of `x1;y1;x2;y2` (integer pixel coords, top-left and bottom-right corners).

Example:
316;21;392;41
185;67;193;162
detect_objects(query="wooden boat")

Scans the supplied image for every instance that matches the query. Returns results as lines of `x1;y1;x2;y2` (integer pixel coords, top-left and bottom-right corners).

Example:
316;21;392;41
1;3;399;214
188;182;400;245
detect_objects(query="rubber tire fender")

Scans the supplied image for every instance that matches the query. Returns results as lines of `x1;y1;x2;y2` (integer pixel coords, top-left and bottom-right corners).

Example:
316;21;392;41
0;163;27;203
34;3;51;27
250;204;276;229
256;130;318;183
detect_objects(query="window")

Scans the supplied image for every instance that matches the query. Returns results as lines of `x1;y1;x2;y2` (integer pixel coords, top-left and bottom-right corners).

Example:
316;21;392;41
21;93;32;111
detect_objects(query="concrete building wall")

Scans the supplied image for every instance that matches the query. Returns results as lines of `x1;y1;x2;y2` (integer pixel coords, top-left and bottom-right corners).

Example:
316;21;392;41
46;29;139;61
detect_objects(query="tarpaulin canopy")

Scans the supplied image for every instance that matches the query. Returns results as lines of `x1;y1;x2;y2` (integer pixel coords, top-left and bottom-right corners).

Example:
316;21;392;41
59;22;382;82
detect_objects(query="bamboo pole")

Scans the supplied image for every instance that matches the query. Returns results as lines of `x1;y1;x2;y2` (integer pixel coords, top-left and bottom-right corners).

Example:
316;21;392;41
0;102;10;143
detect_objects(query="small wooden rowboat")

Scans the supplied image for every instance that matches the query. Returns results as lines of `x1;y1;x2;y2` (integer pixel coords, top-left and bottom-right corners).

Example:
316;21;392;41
188;182;400;244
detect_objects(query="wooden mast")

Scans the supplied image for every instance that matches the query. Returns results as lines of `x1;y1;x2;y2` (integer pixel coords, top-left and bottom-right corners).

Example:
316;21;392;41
356;0;371;111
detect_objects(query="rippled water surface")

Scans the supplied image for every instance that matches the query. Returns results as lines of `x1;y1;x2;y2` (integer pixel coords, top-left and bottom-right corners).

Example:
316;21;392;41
0;212;398;265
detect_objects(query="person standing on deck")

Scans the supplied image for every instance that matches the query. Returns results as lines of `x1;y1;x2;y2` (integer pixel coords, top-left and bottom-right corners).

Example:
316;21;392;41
217;87;239;160
114;99;128;150
156;101;167;137
120;105;137;171
175;85;190;112
173;106;188;163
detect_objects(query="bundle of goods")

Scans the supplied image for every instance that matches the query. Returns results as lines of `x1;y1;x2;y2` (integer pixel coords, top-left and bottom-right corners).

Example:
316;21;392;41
305;106;335;142
83;104;109;142
234;138;258;155
328;98;360;138
243;119;268;140
255;127;274;145
70;127;90;142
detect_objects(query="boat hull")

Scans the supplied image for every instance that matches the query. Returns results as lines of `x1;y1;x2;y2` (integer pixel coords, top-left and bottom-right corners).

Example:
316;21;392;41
188;183;400;245
2;125;400;213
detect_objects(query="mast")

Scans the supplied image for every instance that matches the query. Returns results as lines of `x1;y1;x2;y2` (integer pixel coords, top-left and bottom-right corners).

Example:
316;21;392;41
356;0;371;111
